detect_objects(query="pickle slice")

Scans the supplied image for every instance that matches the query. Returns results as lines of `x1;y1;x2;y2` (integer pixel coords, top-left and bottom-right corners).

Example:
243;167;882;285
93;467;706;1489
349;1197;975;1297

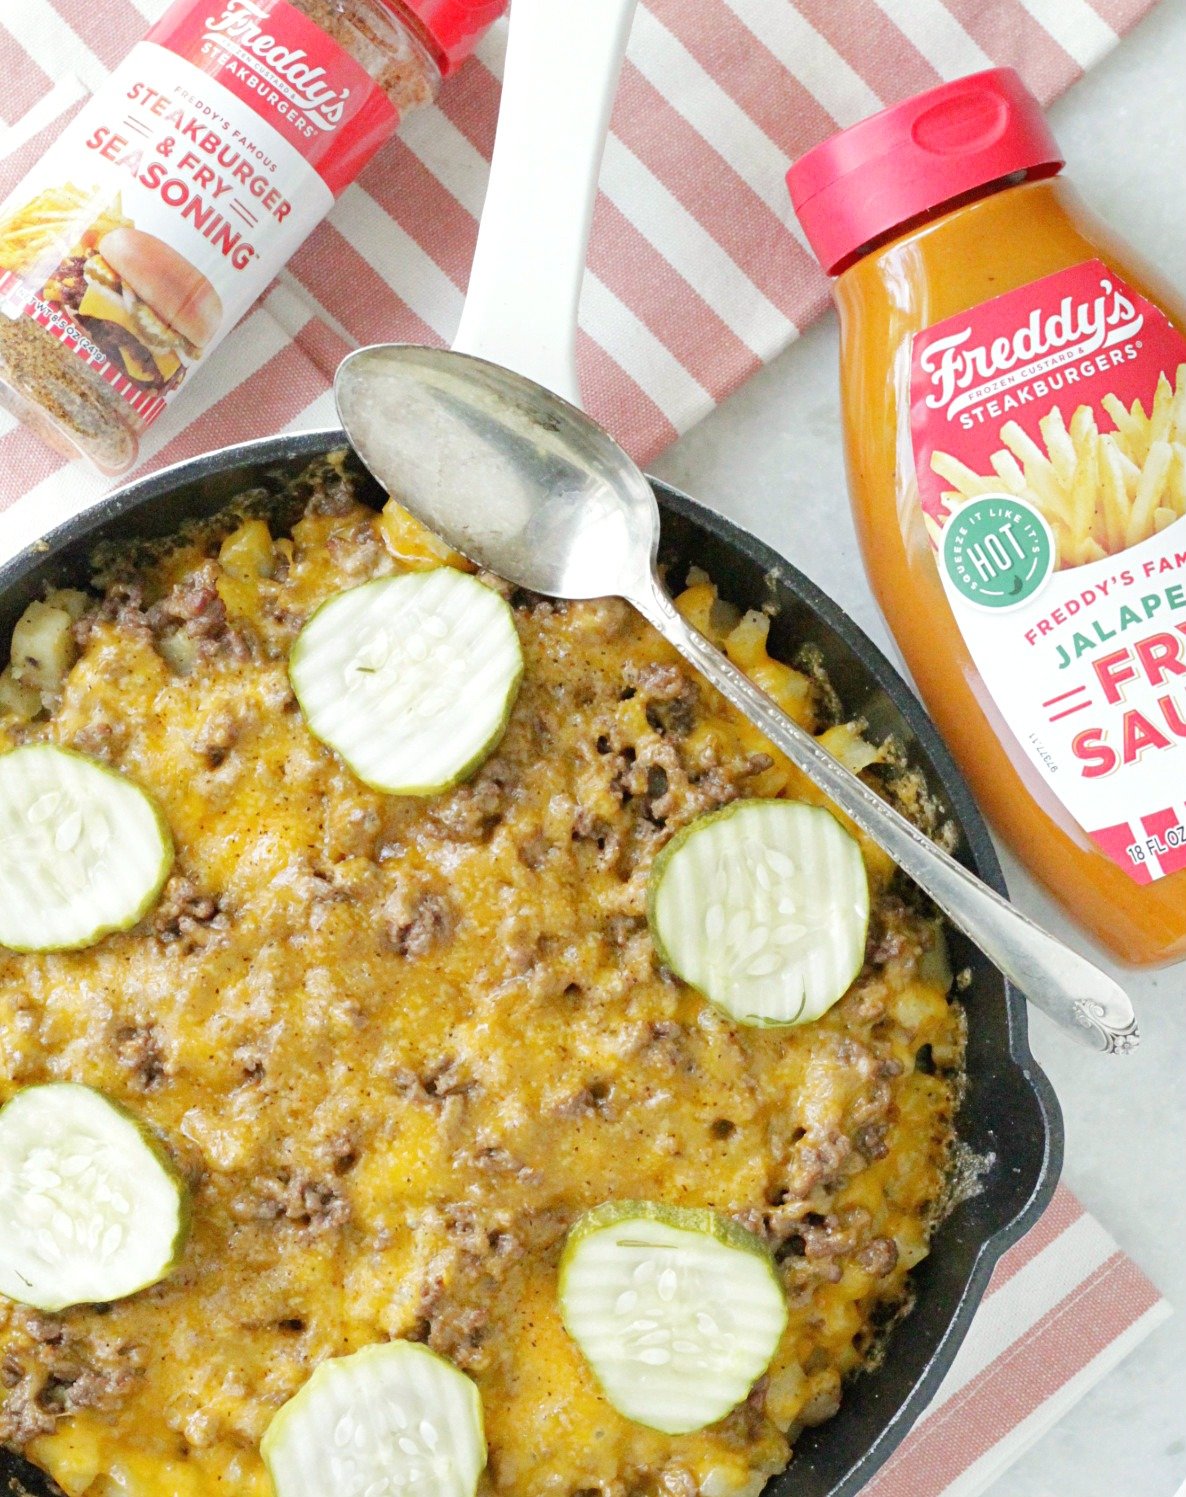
0;1083;189;1312
559;1201;787;1435
0;744;173;952
289;570;523;796
648;799;869;1027
262;1341;486;1497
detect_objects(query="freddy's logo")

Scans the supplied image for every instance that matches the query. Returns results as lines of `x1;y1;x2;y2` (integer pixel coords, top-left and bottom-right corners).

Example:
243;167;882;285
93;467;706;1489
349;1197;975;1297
204;0;352;131
920;279;1144;419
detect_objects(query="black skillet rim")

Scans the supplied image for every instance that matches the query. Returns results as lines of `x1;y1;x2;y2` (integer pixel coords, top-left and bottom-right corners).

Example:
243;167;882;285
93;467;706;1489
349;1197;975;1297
0;428;1062;1497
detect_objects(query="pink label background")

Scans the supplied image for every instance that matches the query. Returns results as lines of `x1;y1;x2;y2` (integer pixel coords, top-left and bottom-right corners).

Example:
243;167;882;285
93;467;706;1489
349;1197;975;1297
910;259;1186;528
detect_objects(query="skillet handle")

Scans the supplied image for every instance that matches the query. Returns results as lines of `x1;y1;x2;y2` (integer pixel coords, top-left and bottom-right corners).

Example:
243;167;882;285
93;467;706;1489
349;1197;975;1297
451;0;638;405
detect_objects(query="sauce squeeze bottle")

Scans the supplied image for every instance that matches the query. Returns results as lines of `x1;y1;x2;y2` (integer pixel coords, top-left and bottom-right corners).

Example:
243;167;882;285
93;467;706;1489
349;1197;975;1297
788;69;1186;965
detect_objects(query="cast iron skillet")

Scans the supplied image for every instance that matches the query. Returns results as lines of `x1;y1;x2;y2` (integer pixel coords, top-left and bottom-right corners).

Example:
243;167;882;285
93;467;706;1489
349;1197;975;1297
0;430;1062;1497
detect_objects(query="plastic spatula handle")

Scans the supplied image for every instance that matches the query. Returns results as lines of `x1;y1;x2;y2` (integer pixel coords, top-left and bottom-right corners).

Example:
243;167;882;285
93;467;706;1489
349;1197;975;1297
451;0;639;404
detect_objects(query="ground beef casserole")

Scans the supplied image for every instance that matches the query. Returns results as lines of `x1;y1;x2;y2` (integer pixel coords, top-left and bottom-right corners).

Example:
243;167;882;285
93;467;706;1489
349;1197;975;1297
0;455;965;1497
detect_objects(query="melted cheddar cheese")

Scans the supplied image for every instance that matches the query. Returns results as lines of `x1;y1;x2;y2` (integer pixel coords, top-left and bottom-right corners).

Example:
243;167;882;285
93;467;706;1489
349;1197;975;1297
0;455;964;1497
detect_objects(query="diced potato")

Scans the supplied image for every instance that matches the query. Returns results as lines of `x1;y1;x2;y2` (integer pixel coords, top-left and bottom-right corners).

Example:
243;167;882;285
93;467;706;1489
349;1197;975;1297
675;580;721;637
291;512;337;553
378;497;472;571
894;1232;929;1272
702;1467;768;1497
219;519;274;580
892;982;950;1035
157;631;199;675
721;610;816;726
26;1416;105;1497
0;664;42;720
918;922;953;992
10;598;78;692
764;1362;807;1428
723;608;772;668
818;721;883;776
216;574;258;619
797;1368;842;1428
749;657;815;726
44;587;89;621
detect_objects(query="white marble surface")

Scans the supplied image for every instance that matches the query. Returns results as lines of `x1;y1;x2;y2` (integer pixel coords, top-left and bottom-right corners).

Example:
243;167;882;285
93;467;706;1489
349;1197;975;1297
652;5;1186;1493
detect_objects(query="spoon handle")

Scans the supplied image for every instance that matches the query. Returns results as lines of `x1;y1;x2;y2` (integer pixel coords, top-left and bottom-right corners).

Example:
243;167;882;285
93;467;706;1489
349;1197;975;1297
631;573;1139;1055
452;0;639;403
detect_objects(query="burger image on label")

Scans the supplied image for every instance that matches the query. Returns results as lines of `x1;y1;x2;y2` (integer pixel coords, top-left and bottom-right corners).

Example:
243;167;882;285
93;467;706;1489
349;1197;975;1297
62;228;222;392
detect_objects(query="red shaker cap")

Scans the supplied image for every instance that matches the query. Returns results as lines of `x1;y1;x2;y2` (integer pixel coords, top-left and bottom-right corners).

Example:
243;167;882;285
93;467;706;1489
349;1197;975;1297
786;68;1064;275
388;0;507;75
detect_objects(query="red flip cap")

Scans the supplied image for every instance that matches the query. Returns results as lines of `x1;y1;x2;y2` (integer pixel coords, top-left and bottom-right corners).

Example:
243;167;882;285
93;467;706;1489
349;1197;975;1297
392;0;508;75
786;68;1064;275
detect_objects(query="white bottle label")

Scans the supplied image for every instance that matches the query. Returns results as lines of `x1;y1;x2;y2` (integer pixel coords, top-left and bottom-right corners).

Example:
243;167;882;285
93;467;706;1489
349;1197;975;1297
0;0;397;431
911;260;1186;884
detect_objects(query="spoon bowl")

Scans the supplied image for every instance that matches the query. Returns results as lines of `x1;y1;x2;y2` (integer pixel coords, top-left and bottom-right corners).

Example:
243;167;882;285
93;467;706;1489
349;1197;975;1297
335;345;659;600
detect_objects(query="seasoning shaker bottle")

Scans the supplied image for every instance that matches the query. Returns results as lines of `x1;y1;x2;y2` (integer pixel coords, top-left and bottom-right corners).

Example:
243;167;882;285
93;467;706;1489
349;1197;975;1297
0;0;506;474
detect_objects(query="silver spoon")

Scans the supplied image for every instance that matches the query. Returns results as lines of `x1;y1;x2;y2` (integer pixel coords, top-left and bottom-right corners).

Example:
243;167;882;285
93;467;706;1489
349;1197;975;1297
335;0;1137;1053
336;343;1138;1054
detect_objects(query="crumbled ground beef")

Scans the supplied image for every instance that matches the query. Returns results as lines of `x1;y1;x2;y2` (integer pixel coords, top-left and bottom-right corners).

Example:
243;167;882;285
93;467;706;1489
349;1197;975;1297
392;1057;476;1107
326;515;388;580
611;735;773;833
551;1078;614;1119
0;1322;143;1445
382;885;458;957
572;806;622;867
111;1021;168;1090
864;893;925;969
152;875;222;946
855;1121;890;1161
624;659;700;738
146;562;249;662
857;1238;900;1277
516;830;550;870
232;1172;348;1232
70;713;129;761
411;1205;564;1374
87;582;151;642
458;1138;542;1186
194;708;243;768
801;1207;873;1261
427;760;513;842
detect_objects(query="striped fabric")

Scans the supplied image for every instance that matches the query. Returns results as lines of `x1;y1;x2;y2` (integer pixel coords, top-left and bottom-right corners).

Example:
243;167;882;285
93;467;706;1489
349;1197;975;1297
863;1186;1169;1496
0;0;1166;537
0;3;1172;1493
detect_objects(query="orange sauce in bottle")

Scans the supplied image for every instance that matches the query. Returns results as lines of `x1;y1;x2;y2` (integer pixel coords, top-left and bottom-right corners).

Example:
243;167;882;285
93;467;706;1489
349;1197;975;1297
790;72;1186;965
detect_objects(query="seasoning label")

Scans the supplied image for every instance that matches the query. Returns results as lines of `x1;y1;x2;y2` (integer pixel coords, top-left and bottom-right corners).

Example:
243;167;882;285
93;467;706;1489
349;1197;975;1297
0;0;398;434
911;260;1186;884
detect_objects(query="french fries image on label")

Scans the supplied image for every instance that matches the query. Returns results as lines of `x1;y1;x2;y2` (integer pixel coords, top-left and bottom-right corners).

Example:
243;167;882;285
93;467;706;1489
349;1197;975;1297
928;362;1186;568
0;185;130;278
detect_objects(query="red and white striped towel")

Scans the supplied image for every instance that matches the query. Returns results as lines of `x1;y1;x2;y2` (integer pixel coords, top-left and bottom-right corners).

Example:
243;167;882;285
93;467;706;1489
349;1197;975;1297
862;1186;1168;1496
0;0;1168;538
0;3;1173;1492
